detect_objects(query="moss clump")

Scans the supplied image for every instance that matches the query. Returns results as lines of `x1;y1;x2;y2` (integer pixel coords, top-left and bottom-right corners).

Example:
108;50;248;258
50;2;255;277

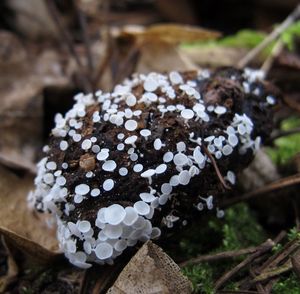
181;203;266;293
182;263;214;293
266;117;300;165
273;273;300;294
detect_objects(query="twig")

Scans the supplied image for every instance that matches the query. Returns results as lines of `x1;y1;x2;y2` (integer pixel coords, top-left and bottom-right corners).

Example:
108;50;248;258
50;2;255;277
237;4;300;69
222;173;300;207
179;246;259;267
45;0;92;93
269;127;300;141
236;231;286;290
202;144;231;190
214;239;275;291
73;0;94;73
219;291;260;294
93;30;114;87
260;40;284;77
253;260;292;283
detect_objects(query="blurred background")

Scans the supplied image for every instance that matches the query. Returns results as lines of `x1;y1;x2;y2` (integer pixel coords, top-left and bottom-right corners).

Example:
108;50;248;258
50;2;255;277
0;1;300;293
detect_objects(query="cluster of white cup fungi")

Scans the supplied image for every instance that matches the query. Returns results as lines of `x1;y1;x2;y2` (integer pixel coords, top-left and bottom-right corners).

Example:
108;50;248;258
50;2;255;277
29;68;276;268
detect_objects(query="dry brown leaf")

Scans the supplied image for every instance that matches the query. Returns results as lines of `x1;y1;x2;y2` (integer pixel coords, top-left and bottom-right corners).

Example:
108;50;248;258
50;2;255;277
182;46;250;68
123;23;221;44
0;165;60;261
107;241;192;294
136;40;198;74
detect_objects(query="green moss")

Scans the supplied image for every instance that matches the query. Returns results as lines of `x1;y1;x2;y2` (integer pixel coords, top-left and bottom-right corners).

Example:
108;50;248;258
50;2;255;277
266;117;300;165
273;273;300;294
287;227;300;241
281;20;300;50
181;203;266;293
182;263;214;293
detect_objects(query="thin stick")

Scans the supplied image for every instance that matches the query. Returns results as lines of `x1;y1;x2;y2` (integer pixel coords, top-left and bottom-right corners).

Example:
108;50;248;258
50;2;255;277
74;1;94;73
45;0;92;92
260;40;284;77
269;127;300;141
222;173;300;207
214;239;275;291
179;246;261;267
202;144;231;190
237;4;300;69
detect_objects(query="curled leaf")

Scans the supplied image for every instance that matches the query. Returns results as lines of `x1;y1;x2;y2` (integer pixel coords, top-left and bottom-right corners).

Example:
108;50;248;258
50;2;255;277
0;165;60;262
107;241;192;294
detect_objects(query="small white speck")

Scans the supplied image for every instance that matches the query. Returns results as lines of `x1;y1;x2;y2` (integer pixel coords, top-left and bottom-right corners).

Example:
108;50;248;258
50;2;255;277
73;134;82;142
133;164;143;172
46;161;57;170
102;160;117;172
214;106;227;115
154;139;163;150
169;71;183;84
176;142;186;152
215;151;222;159
43;173;54;184
103;179;114;191
125;120;138;131
75;184;90;195
227;171;236;185
119;167;128;176
238;124;246;135
78;221;91;233
56;176;66;186
139;193;156;202
124;135;137;145
117;133;125;140
74;194;83;203
117;143;125;151
222;145;233;156
266;96;276;105
193;146;205;165
130;153;138;161
97;150;109;161
163;152;173;163
181;109;194;119
144;78;158;92
125;93;137;106
81;139;92;150
228;134;239;147
91;188;100;197
173;153;188;166
95;243;113;260
143;92;158;102
155;164;167;174
62;163;68;169
60;140;68;151
141;169;156;178
169;175;179;186
161;183;172;195
134;201;150;215
90;145;100;154
178;170;191;185
140;129;151;137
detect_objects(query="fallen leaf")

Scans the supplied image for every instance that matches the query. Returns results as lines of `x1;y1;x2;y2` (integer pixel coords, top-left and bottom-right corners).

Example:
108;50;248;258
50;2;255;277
122;23;221;44
0;165;60;262
182;46;250;68
136;40;198;74
107;241;192;294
